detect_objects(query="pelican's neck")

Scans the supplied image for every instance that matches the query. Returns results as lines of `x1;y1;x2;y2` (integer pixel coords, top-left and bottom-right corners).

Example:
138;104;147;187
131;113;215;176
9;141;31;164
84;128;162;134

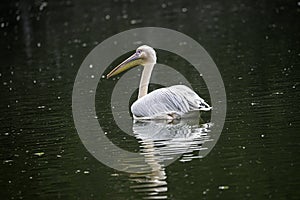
138;63;154;99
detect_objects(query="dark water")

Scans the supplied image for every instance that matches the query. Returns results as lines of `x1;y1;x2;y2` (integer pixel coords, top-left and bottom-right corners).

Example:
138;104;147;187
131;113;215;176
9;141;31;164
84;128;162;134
1;0;300;199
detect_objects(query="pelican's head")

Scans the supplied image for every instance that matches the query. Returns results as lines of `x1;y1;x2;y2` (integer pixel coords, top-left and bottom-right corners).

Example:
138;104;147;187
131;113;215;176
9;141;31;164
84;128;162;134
107;45;156;78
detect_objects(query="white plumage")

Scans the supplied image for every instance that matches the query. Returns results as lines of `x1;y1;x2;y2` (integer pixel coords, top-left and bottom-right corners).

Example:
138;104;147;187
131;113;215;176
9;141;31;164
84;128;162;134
131;85;211;119
107;45;212;120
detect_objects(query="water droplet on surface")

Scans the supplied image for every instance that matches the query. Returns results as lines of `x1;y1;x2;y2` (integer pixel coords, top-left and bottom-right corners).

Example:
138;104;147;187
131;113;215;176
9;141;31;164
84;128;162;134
39;2;48;11
179;41;187;46
34;152;45;156
218;185;229;190
182;8;188;12
130;19;142;24
111;173;119;177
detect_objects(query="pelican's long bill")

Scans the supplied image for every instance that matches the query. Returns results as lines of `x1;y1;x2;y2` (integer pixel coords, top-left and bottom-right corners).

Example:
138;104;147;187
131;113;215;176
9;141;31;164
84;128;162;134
106;52;143;78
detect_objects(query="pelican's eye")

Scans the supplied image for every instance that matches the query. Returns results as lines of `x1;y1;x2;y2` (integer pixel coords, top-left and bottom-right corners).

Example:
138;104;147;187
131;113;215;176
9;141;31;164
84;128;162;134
136;49;142;55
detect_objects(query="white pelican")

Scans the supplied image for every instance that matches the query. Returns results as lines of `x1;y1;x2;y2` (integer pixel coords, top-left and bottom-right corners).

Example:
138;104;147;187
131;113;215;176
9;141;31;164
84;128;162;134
107;45;212;120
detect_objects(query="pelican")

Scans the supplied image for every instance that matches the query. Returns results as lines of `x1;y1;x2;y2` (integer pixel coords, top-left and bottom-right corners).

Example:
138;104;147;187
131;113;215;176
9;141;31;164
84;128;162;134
107;45;212;120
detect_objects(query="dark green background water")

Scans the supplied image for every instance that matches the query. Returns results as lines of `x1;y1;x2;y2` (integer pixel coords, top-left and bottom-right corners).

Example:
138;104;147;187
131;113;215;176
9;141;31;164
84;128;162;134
1;0;299;199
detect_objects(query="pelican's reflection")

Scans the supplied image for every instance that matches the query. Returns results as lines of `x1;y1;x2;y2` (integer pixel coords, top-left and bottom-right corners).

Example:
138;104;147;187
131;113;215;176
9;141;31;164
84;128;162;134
128;113;213;199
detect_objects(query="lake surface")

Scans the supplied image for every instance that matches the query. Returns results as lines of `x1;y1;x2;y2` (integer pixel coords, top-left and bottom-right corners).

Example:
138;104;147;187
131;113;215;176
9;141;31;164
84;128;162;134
1;0;299;199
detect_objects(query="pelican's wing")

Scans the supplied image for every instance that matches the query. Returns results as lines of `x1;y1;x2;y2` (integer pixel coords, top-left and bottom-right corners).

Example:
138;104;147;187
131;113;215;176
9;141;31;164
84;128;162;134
131;85;211;119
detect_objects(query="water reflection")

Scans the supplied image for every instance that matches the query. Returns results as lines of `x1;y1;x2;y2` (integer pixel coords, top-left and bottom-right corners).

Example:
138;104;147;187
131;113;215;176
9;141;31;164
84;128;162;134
128;113;213;199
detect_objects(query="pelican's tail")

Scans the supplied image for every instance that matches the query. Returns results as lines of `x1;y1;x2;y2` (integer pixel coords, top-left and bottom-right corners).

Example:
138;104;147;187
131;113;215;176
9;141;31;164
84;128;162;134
197;99;212;111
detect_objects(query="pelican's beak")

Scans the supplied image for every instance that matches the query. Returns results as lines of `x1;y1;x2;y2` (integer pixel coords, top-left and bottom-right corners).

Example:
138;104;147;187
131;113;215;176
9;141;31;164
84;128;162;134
106;52;143;78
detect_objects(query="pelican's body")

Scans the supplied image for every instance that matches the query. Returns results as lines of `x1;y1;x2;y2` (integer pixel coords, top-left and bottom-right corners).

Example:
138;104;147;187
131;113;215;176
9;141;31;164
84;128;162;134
131;85;211;119
107;45;211;119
